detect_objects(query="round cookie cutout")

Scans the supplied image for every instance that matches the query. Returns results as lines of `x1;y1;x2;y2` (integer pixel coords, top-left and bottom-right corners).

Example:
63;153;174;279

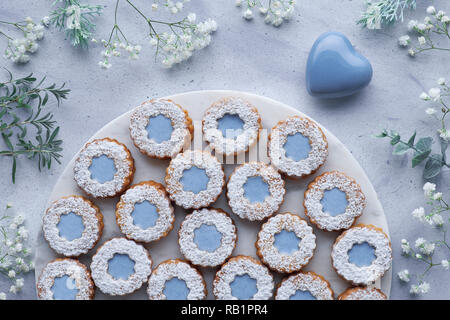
43;195;103;257
256;213;316;273
165;150;225;209
268;116;328;178
37;258;94;300
147;259;207;300
303;171;366;232
275;271;334;300
338;286;387;300
213;256;274;300
129;99;193;159
116;181;175;243
202;97;262;156
73;138;135;198
227;162;285;221
178;208;237;267
331;224;392;286
90;237;152;296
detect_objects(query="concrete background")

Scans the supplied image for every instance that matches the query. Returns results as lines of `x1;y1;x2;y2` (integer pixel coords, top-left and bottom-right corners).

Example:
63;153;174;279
0;0;449;299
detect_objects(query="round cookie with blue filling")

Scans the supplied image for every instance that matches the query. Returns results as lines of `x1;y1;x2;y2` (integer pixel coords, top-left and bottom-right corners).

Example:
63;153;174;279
303;171;366;232
338;286;387;300
268;116;328;179
227;162;285;221
213;256;274;300
37;258;94;300
130;99;193;159
147;259;207;300
331;224;392;286
116;181;174;243
90;237;152;296
165;150;225;209
43;195;103;257
74;138;135;198
178;208;237;267
256;213;316;273
202;97;262;156
275;271;334;300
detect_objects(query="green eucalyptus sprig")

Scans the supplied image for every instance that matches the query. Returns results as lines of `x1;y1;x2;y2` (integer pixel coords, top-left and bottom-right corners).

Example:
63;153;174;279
376;130;449;179
0;70;70;183
358;0;417;30
50;0;103;48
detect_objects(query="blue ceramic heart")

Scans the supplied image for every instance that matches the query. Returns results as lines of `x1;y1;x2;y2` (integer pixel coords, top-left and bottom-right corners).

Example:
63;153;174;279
306;32;373;99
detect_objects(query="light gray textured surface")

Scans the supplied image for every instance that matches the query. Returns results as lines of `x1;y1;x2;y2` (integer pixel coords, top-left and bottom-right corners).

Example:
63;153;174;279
0;0;449;300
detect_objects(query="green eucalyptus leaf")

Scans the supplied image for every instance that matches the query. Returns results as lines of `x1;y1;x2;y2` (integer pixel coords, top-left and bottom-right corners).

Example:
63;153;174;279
440;136;448;162
415;137;433;152
423;154;444;179
390;135;401;145
393;142;410;155
407;131;416;146
412;149;432;168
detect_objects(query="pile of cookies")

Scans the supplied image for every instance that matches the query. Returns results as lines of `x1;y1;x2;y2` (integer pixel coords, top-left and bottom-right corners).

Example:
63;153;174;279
37;97;392;300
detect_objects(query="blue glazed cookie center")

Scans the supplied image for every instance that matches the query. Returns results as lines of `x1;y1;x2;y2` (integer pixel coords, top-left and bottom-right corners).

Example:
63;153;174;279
274;229;301;254
283;132;311;161
243;176;270;203
107;254;135;280
51;275;78;300
320;188;348;216
163;277;190;300
348;242;376;267
89;154;117;183
57;212;84;241
289;290;317;300
230;274;257;300
218;113;244;139
146;114;174;143
131;200;159;229
180;166;209;194
193;224;222;252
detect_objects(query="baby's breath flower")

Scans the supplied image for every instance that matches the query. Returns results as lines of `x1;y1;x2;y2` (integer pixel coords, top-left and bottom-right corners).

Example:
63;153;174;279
437;78;446;86
418;282;430;294
398;269;410;282
152;3;158;11
418;36;426;46
423;182;436;197
398;35;410;47
243;8;254;20
442;260;449;270
432;214;444;227
8;270;15;279
401;239;411;254
9;285;18;294
428;88;441;102
426;6;436;15
420;92;431;100
0;293;6;300
408;48;415;57
412;207;425;220
426;108;437;115
41;16;50;27
235;0;243;7
408;20;418;31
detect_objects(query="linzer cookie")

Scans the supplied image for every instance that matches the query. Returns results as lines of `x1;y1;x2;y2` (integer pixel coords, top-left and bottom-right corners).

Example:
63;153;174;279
338;286;387;300
304;171;366;231
90;237;152;296
227;162;285;221
331;224;392;286
202;97;262;156
129;99;193;159
147;259;207;300
275;271;334;300
73;138;135;198
116;181;175;243
256;213;316;273
213;256;274;300
178;208;237;267
165;150;225;209
268;116;328;178
37;258;94;300
43;195;103;257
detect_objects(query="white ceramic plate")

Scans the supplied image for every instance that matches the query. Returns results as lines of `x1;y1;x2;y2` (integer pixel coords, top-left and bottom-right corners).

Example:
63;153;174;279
35;90;392;300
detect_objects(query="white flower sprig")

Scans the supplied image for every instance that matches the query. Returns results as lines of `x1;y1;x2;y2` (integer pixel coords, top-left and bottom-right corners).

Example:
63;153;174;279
49;0;103;48
398;183;450;295
0;204;34;299
1;17;46;64
96;0;217;69
235;0;296;27
420;77;450;142
398;6;450;57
